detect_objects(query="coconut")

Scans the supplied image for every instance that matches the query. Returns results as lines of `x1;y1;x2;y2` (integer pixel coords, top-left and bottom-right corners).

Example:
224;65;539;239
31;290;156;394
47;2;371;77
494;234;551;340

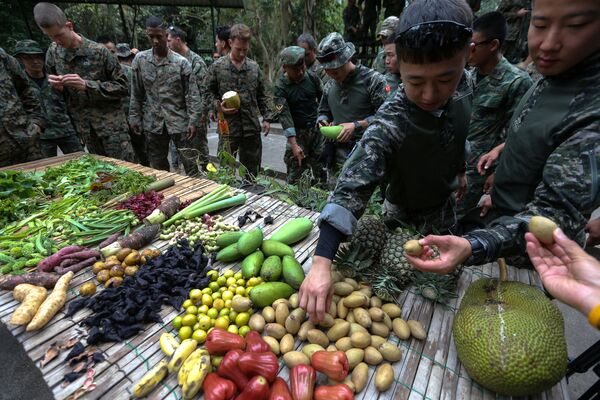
222;91;241;109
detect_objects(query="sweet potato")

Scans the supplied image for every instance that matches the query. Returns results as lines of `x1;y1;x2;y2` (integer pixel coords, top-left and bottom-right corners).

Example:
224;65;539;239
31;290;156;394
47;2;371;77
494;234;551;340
0;272;61;290
55;257;97;275
10;284;48;325
27;271;74;331
98;233;122;249
37;246;86;272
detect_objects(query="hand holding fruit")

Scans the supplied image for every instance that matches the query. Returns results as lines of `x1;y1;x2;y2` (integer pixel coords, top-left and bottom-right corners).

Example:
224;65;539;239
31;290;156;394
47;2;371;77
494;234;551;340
299;256;333;323
337;122;355;143
405;235;472;275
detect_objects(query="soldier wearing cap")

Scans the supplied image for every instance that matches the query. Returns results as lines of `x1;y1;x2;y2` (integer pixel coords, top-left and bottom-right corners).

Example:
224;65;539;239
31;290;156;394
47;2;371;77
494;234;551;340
13;39;82;158
274;46;325;185
372;16;400;74
316;32;387;187
116;43;134;66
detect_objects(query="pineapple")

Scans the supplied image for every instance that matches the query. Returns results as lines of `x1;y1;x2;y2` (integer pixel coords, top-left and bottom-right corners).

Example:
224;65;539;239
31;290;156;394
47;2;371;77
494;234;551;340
412;269;460;306
349;215;389;262
369;272;404;302
378;227;417;289
334;244;374;279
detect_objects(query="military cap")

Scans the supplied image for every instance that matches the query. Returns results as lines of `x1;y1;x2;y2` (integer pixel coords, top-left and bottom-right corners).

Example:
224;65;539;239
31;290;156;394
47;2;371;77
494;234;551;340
377;16;400;40
317;32;355;70
13;40;44;57
280;46;305;66
116;43;132;58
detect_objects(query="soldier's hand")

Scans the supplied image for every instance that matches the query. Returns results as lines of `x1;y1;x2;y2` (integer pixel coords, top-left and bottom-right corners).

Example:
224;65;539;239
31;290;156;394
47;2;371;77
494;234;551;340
186;125;197;140
220;101;238;115
299;256;334;323
262;121;271;136
455;173;467;201
405;235;472;275
479;194;493;217
477;148;500;175
131;124;141;135
48;75;64;91
338;122;355;143
517;7;529;16
292;144;305;166
586;218;600;246
483;173;495;194
61;74;87;91
317;119;331;128
209;112;217;122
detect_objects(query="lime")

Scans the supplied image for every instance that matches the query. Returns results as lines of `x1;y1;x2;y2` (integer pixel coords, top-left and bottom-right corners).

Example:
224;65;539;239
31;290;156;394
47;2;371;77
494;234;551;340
208;282;220;292
182;299;193;309
214;317;229;330
222;290;234;301
193;323;200;331
235;287;246;296
213;299;225;311
186;306;198;315
216;276;227;287
198;305;209;314
223;270;234;279
235;312;250;326
234;272;243;280
224;299;232;308
226;277;237;286
192;329;207;343
227;325;239;334
238;325;251;337
256;277;263;284
220;286;228;293
202;287;214;295
189;289;202;302
207;270;219;281
198;315;212;330
219;307;230;317
246;287;253;295
207;308;219;319
229;310;239;321
182;314;197;326
178;326;192;340
172;316;183;330
236;278;246;286
247;277;259;287
202;293;213;307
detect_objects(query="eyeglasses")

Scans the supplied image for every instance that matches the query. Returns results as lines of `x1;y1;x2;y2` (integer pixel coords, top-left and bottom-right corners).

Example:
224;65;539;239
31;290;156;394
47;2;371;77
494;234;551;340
471;39;493;47
316;50;338;63
395;20;472;48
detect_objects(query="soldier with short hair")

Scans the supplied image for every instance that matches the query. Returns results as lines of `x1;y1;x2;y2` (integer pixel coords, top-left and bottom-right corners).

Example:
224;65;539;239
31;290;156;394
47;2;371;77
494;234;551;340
129;16;202;175
274;46;325;185
0;47;44;167
205;23;274;179
13;39;82;158
372;16;400;75
34;2;136;162
383;35;400;97
297;33;328;83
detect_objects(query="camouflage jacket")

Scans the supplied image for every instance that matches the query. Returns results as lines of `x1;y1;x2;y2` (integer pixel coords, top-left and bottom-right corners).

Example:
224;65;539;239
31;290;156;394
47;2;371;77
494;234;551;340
372;50;386;75
205;55;274;137
467;57;532;164
497;0;530;41
129;48;201;135
319;71;474;236
0;48;44;144
45;36;129;138
464;53;600;265
30;75;78;140
384;72;401;99
183;49;208;121
120;63;132;117
273;70;322;137
317;64;387;131
306;58;329;84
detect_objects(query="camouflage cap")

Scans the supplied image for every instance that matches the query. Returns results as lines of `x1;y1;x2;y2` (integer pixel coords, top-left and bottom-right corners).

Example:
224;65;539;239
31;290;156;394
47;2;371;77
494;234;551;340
317;32;355;70
116;43;132;58
377;16;400;40
280;46;305;66
13;40;44;56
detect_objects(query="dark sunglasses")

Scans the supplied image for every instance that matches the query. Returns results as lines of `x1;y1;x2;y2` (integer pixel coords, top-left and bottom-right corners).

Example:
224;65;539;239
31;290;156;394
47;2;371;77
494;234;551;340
395;20;472;48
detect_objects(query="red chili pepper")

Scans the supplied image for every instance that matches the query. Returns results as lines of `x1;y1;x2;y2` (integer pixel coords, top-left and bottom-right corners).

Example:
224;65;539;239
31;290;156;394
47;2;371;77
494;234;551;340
310;351;349;381
218;349;250;392
203;373;237;400
269;377;292;400
290;364;316;400
314;384;354;400
245;331;271;353
237;351;279;382
236;375;270;400
206;328;246;355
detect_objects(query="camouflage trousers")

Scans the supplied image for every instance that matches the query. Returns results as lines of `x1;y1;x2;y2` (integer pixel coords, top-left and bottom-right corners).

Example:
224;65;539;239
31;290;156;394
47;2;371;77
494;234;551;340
382;196;459;236
218;133;262;179
324;140;355;189
129;129;148;167
39;135;83;158
0;124;43;167
455;166;487;220
284;128;326;185
83;126;136;163
147;128;202;176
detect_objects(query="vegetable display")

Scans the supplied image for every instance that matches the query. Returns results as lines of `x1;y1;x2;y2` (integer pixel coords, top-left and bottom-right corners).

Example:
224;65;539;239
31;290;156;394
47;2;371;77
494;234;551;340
159;214;239;251
99;224;161;257
10;284;48;325
117;191;164;221
26;271;74;331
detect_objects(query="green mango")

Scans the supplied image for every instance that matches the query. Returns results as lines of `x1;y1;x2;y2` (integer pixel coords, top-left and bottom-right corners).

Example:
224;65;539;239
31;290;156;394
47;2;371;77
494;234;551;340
241;250;264;279
249;282;295;308
260;255;282;282
282;255;305;289
320;125;343;139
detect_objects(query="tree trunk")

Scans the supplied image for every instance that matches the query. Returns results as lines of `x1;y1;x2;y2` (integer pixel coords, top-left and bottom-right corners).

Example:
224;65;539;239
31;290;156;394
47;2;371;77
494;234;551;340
304;0;317;36
118;4;130;43
281;0;291;43
131;5;139;47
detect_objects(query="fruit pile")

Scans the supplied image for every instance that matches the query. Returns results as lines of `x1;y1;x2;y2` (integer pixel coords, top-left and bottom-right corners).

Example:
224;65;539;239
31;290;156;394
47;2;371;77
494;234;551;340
159;214;239;252
90;248;160;289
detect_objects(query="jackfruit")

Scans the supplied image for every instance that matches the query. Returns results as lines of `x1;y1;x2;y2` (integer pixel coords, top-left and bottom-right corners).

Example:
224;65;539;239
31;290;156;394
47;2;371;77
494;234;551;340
453;278;567;396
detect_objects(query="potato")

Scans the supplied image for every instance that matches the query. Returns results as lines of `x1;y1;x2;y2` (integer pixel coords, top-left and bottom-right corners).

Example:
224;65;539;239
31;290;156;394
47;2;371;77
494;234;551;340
91;262;106;275
370;335;386;348
327;320;351;341
264;323;286;339
331;270;344;283
263;336;280;355
104;255;119;264
105;276;123;288
381;303;401;319
104;259;121;269
317;313;335;328
349;323;368;336
345;312;355;324
353;308;372;328
262;306;275;323
352;362;369;393
344;278;359;290
370;321;390;337
110;265;124;277
140;248;155;259
378;342;402;362
328;302;337;318
364;346;383;365
96;269;110;283
337;300;349;319
79;282;96;297
407;320;427;340
285;308;305;335
302;344;324;359
326;344;338;352
382;313;393;329
298;320;315;341
333;282;354;296
345;348;365;370
332;295;341;304
280;334;295;354
403;239;423;256
375;363;394;392
344;293;368;308
358;286;372;298
370;296;382;308
124;265;139;276
272;298;290;309
335;337;353;352
368;307;385;322
123;251;140;266
307;329;329;347
289;293;299;309
392;318;411;340
248;313;266;332
350;331;371;349
116;248;132;262
283;351;310;368
529;216;558;245
275;303;290;325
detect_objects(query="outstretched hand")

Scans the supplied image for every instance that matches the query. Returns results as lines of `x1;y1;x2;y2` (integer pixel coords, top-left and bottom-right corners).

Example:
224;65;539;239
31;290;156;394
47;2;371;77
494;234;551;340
405;235;472;275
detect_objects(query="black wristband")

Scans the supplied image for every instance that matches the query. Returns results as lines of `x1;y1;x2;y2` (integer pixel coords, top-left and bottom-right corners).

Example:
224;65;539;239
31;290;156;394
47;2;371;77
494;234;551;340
314;221;345;261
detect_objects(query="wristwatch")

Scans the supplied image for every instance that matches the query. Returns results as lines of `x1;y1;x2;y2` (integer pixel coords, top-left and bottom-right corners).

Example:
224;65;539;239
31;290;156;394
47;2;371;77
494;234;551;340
463;234;485;266
353;120;361;131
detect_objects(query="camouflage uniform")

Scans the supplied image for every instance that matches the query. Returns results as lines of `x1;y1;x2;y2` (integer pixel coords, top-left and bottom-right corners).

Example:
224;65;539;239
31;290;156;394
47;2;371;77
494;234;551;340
14;40;82;158
372;51;386;75
317;33;387;185
456;57;532;218
497;0;531;63
0;48;44;167
45;36;135;161
205;54;274;178
319;72;474;236
373;17;400;75
342;3;361;43
306;58;329;84
384;72;401;99
183;49;209;170
129;49;201;175
462;53;600;266
274;46;325;185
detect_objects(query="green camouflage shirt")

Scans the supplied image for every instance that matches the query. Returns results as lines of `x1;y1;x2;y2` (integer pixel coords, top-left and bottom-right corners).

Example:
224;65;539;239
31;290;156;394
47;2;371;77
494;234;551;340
372;50;386;75
129;48;201;135
467;57;532;163
306;58;329;84
273;70;322;137
45;36;129;138
0;47;44;148
30;75;78;140
465;53;600;265
120;63;132;117
183;49;208;120
205;55;274;137
384;72;401;99
317;64;387;131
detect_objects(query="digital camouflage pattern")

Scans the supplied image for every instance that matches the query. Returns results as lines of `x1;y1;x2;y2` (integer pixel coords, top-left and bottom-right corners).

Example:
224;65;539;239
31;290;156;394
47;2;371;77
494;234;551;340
457;57;532;216
45;36;135;161
0;47;44;167
319;72;474;237
273;67;325;184
183;49;209;169
120;63;132;117
464;54;600;265
372;50;386;75
497;0;531;63
317;33;356;70
120;62;148;167
384;71;401;99
306;58;329;83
